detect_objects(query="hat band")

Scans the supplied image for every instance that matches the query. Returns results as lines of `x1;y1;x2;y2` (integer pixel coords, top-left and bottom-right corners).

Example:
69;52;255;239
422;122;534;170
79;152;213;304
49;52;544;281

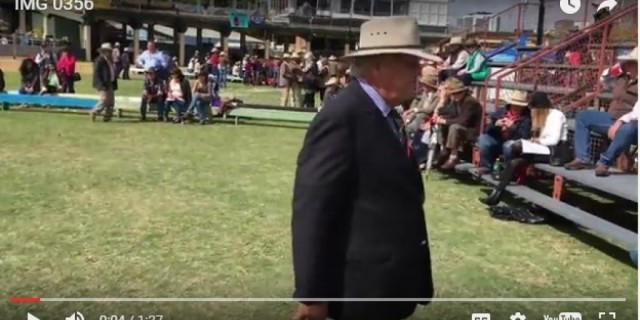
357;44;423;51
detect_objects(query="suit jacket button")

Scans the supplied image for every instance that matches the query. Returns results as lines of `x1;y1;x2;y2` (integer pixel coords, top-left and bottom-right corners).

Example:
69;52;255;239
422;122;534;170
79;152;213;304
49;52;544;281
420;240;427;246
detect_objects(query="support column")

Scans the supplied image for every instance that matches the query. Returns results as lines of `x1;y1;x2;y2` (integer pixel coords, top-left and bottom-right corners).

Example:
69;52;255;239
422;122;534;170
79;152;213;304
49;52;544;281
42;14;49;38
343;42;349;56
133;28;140;61
196;28;203;47
240;33;247;56
264;39;270;58
82;24;92;61
121;22;127;41
148;24;155;42
220;27;231;55
18;11;26;33
178;32;185;67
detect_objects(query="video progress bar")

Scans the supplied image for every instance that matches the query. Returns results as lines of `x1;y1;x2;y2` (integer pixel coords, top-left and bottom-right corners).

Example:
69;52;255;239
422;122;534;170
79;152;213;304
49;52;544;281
10;297;627;303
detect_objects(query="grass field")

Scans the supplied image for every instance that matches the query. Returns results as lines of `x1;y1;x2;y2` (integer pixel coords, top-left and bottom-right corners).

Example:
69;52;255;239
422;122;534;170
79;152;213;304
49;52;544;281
0;71;637;319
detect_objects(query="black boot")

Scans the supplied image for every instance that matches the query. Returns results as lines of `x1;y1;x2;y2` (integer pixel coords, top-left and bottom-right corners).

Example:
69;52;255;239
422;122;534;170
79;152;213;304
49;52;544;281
479;189;502;206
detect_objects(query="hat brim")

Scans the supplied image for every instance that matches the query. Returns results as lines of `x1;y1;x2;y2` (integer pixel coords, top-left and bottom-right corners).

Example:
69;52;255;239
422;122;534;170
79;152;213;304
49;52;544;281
507;100;528;107
342;48;443;64
618;55;637;62
448;87;469;94
419;80;438;88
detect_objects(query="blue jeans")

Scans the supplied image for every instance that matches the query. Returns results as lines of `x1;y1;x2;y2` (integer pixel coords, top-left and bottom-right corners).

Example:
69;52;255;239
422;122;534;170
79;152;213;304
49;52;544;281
140;97;161;119
477;133;515;169
573;110;638;166
165;100;185;121
187;98;210;122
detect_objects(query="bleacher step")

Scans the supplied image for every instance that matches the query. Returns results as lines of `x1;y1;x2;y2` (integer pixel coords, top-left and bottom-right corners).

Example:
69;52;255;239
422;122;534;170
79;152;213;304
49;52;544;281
456;163;637;249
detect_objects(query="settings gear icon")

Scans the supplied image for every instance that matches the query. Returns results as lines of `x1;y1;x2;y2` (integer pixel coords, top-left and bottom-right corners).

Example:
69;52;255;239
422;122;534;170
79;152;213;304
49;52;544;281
510;312;526;320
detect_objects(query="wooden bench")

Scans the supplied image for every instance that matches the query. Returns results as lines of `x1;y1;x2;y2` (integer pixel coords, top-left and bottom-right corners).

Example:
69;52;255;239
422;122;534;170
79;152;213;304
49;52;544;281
455;163;637;249
224;107;316;125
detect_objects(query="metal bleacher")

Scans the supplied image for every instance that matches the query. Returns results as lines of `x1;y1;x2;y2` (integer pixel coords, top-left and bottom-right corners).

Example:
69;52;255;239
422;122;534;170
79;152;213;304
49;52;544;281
459;4;638;249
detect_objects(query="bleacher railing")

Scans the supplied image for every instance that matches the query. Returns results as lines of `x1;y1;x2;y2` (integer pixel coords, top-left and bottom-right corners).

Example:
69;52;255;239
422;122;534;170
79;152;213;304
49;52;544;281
486;4;637;118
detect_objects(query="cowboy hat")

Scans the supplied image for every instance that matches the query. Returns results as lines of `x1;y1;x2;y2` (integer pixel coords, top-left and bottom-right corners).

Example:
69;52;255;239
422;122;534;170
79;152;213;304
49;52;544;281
617;47;638;62
446;36;464;46
328;55;337;61
464;38;479;47
419;73;438;89
282;53;291;59
506;90;529;107
342;17;442;63
98;42;112;51
445;77;468;94
325;77;339;86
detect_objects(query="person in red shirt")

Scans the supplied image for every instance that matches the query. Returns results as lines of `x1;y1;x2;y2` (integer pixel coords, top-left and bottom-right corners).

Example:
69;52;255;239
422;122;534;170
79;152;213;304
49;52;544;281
208;48;220;83
56;45;77;93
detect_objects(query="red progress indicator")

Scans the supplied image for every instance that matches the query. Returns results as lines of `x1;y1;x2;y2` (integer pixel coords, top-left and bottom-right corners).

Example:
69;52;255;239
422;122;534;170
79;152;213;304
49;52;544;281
10;297;40;303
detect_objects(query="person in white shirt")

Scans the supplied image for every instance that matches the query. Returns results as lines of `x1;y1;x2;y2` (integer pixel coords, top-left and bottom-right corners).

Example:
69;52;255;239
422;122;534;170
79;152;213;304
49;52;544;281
437;36;470;82
479;92;568;206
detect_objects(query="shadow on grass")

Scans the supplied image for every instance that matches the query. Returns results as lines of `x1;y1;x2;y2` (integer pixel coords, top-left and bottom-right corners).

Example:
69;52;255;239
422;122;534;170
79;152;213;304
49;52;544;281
435;169;637;267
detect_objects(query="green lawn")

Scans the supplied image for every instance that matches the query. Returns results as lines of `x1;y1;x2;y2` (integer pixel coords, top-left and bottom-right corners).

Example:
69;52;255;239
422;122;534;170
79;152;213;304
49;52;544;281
0;72;637;319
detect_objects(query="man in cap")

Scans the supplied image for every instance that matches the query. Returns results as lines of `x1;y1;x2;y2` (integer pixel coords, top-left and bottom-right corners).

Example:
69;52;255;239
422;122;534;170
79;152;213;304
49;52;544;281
565;47;638;176
90;43;118;122
291;17;441;320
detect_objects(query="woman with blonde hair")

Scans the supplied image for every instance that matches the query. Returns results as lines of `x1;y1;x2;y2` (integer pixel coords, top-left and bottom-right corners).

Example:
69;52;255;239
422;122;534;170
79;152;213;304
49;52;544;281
479;92;569;206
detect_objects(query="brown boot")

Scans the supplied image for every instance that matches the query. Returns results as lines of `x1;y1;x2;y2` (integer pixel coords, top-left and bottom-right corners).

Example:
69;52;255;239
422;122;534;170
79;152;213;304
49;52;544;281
564;159;592;170
594;164;610;177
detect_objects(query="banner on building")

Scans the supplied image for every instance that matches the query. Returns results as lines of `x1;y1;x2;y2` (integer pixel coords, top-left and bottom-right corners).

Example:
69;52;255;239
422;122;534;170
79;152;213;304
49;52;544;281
228;11;250;28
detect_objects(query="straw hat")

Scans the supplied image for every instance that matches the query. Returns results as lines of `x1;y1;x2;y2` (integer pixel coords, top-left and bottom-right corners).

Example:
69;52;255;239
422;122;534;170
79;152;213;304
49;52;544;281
464;38;479;47
325;77;339;86
98;42;112;52
328;55;337;61
419;73;438;89
342;17;442;63
617;47;638;62
282;53;291;59
506;90;529;107
445;77;468;94
446;36;463;46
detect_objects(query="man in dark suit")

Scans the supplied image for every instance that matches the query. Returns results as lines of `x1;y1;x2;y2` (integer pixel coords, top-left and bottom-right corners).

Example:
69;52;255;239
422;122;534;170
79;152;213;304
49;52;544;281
291;17;443;320
90;42;118;122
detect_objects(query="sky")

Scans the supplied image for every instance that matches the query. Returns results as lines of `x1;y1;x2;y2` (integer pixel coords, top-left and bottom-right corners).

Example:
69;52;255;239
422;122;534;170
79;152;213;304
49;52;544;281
448;0;600;31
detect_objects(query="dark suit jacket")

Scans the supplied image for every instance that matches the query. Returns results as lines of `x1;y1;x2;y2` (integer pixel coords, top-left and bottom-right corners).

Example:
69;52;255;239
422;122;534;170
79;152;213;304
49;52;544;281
292;81;433;320
92;55;118;91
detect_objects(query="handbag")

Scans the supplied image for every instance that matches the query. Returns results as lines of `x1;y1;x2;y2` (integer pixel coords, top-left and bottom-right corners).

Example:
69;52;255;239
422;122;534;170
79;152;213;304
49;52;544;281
549;140;573;166
72;72;81;81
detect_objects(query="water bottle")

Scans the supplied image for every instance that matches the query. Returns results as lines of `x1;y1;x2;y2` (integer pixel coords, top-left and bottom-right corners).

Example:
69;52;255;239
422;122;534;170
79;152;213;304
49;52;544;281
492;158;503;174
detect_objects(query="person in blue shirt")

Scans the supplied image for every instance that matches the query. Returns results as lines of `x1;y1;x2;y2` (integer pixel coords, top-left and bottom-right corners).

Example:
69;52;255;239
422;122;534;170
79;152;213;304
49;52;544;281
140;67;166;121
136;41;168;79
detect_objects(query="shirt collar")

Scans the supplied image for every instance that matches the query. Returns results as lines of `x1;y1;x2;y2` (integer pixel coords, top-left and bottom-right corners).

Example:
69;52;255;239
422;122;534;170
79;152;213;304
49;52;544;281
357;77;392;117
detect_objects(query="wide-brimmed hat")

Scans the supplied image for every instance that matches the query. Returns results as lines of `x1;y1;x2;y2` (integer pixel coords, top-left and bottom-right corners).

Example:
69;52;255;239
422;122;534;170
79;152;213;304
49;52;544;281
419;73;438;89
98;42;112;52
282;53;291;59
342;17;442;63
464;38;479;47
506;90;529;107
328;55;337;61
617;47;638;62
325;77;339;86
445;77;468;94
446;36;464;46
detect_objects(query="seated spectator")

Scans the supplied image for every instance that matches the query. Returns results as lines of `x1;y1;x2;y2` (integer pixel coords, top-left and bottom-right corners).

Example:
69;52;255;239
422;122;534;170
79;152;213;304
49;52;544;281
437;37;469;82
404;72;440;137
434;77;483;169
140;67;166;121
186;70;215;125
19;57;40;95
40;63;61;95
564;47;638;176
56;45;77;93
479;92;568;205
476;90;532;174
165;68;192;123
457;38;488;85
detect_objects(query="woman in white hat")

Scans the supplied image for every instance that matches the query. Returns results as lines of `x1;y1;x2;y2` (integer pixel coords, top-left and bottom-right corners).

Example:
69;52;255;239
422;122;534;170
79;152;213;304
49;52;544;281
476;90;532;175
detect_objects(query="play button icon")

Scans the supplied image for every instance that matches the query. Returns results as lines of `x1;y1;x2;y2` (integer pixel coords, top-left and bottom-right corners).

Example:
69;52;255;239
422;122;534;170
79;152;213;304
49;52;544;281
27;313;39;320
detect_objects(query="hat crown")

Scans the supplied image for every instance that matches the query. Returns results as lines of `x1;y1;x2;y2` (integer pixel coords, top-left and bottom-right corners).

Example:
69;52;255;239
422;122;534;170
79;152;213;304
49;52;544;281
509;90;529;104
358;17;422;50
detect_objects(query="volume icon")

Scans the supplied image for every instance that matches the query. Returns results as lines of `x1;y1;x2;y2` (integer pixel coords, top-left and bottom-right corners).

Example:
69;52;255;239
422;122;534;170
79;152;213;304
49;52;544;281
65;311;85;320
